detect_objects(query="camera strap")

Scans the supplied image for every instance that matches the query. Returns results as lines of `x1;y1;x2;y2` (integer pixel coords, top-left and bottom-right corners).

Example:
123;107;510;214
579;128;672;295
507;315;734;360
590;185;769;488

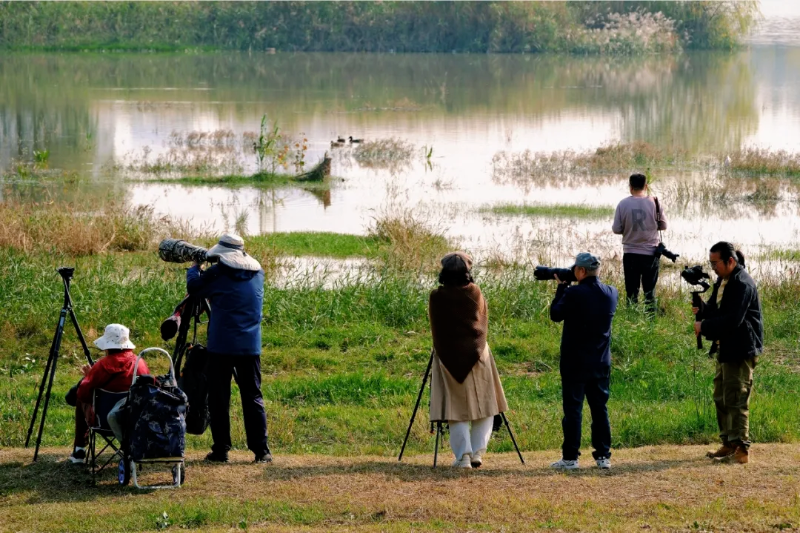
191;299;199;346
653;196;664;244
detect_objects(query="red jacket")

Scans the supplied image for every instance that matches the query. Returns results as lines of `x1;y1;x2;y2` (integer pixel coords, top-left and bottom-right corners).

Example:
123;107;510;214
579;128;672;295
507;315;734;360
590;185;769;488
77;350;150;404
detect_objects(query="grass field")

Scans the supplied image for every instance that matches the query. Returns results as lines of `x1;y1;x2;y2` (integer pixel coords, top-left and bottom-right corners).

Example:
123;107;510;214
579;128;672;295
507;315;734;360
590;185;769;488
1;229;799;457
2;445;800;532
2;153;800;531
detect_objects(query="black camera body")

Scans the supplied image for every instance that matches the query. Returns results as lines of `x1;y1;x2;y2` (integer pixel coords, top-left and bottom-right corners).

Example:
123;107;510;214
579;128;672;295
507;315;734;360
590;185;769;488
681;265;712;351
655;242;680;263
680;265;711;292
534;266;577;283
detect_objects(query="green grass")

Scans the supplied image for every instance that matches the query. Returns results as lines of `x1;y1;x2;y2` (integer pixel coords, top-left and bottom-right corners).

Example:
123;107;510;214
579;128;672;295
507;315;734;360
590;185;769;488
253;232;383;259
483;203;615;219
140;171;294;186
758;249;800;262
1;248;799;456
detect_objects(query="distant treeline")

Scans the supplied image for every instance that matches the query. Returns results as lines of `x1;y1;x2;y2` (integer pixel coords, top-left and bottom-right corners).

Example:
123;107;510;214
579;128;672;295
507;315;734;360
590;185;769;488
0;1;760;54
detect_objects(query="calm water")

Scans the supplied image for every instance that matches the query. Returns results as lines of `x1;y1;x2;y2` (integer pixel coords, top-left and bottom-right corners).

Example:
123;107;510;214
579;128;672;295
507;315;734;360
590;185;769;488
3;30;800;267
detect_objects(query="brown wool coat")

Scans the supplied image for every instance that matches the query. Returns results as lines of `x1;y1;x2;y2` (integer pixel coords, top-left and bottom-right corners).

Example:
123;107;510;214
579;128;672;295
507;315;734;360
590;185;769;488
428;283;487;382
428;283;507;422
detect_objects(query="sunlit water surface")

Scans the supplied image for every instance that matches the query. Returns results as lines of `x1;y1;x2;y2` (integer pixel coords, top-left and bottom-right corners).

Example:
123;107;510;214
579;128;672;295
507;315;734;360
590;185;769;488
3;21;800;274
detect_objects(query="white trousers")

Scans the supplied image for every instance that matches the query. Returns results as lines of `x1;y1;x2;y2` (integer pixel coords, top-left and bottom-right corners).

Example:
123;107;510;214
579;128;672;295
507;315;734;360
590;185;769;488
448;416;494;461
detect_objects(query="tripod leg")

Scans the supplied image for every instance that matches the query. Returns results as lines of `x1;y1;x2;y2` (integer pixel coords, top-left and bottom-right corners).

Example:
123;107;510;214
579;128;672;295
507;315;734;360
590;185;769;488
501;412;525;465
26;308;67;448
398;350;434;461
433;422;441;468
25;349;55;448
32;309;68;462
33;334;62;462
68;307;93;366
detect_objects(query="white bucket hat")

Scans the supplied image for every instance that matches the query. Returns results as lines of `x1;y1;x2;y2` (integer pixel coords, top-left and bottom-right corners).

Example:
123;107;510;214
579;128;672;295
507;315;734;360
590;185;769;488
94;324;136;351
206;233;262;272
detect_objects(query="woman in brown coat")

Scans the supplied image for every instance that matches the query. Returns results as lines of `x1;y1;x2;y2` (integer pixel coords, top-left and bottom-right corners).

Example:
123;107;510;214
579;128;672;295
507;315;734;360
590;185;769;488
429;252;508;468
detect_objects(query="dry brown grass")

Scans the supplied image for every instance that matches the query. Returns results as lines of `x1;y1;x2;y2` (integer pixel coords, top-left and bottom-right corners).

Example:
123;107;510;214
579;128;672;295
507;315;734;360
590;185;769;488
0;200;196;256
492;142;691;191
353;138;416;172
3;445;800;532
726;148;800;176
575;141;689;172
367;207;451;274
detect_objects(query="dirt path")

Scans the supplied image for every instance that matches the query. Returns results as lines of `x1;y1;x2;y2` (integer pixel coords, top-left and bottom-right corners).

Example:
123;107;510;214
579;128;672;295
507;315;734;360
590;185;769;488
2;444;800;532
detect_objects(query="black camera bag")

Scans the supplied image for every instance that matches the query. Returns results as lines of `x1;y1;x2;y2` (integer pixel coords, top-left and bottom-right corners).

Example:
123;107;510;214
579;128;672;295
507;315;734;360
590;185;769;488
178;343;211;435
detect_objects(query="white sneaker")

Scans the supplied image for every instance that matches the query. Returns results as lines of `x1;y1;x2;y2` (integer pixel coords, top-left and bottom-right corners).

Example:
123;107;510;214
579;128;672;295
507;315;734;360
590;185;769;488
68;448;86;465
595;456;611;469
452;455;473;468
470;450;483;468
550;458;579;470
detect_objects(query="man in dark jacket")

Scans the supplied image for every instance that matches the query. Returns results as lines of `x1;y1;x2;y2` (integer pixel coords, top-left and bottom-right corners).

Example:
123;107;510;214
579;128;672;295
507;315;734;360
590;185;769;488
187;234;272;463
695;242;763;464
549;252;618;470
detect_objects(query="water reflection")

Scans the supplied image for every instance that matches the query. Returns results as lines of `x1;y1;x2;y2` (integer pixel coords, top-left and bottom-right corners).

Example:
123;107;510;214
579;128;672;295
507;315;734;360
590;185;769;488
2;47;800;264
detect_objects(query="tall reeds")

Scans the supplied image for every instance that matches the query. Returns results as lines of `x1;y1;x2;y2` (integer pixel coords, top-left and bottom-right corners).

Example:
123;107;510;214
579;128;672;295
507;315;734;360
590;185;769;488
0;200;194;255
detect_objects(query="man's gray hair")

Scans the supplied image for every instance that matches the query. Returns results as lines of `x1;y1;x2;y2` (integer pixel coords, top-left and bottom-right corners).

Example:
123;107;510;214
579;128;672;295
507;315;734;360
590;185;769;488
584;266;600;276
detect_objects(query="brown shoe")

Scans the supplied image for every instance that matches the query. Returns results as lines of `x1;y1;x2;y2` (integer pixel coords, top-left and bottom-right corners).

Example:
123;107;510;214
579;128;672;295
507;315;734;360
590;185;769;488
716;446;749;464
706;443;735;459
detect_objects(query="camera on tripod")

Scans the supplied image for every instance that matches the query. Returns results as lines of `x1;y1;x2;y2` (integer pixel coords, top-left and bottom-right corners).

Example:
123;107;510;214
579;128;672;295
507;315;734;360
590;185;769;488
681;265;712;351
57;266;75;280
158;239;211;264
681;265;711;291
655;242;680;263
533;266;577;283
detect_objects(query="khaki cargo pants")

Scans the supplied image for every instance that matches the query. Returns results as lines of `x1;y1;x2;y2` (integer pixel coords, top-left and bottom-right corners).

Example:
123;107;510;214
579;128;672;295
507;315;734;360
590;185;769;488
713;357;757;448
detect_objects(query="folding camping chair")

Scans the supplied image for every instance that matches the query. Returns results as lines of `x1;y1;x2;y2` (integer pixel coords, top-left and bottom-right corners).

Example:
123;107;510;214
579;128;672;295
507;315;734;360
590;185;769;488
87;388;127;485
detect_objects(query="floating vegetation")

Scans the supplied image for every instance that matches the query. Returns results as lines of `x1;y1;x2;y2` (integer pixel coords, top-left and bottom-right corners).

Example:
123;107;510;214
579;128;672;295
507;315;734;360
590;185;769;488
483;203;615;219
724;148;800;177
115;116;308;178
353;138;416;171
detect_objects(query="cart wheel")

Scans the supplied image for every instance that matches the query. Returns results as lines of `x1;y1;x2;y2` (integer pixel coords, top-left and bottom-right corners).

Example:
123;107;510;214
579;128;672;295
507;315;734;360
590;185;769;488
172;464;186;485
118;458;130;486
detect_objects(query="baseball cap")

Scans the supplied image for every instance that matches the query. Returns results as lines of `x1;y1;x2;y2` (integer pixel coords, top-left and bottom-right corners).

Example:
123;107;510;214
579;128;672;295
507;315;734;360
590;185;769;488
572;252;601;269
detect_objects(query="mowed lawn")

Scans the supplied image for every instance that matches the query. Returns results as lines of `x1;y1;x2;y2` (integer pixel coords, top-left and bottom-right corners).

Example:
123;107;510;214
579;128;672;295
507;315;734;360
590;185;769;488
2;445;800;532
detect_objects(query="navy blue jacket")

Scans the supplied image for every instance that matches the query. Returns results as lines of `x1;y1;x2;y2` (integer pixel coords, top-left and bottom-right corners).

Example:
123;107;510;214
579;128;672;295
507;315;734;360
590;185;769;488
550;276;618;377
187;264;264;356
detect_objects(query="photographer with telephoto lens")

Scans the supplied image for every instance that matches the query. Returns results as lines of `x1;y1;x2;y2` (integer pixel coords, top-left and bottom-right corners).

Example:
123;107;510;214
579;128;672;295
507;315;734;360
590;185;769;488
612;173;669;312
694;242;763;464
186;234;272;464
549;253;618;470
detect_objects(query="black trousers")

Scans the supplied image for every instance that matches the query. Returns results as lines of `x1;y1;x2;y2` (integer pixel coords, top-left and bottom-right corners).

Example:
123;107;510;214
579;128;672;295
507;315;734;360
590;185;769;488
623;253;660;308
561;370;611;461
208;354;270;456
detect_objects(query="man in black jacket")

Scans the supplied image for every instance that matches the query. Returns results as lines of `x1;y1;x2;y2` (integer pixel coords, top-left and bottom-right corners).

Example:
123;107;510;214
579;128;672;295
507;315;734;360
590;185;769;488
549;252;618;470
695;242;763;464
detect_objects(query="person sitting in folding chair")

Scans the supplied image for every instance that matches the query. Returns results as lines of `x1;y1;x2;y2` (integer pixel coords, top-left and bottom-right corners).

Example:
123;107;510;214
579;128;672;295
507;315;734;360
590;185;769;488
68;324;149;464
428;252;508;469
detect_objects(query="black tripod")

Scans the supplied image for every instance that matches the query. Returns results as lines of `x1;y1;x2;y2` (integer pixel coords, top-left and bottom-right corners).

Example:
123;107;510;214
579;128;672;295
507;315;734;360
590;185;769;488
398;349;525;467
170;293;208;373
25;267;93;462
